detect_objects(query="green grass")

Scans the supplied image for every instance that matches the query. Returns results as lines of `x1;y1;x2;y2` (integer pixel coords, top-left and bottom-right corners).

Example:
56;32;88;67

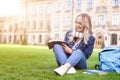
0;44;119;80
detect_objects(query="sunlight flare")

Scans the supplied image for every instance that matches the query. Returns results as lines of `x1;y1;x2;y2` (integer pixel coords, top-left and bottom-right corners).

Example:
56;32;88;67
0;0;20;16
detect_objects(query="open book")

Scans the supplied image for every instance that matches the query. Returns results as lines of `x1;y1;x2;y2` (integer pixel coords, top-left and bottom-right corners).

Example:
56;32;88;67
82;70;108;75
48;40;67;49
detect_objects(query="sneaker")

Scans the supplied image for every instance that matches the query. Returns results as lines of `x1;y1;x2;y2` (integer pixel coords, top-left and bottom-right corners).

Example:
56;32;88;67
54;65;67;76
66;67;76;74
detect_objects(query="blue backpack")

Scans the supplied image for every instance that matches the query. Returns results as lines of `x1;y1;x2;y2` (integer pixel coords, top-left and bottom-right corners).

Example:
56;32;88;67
95;46;120;73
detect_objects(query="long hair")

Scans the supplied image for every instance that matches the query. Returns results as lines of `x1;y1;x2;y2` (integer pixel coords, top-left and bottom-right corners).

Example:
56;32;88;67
73;13;93;44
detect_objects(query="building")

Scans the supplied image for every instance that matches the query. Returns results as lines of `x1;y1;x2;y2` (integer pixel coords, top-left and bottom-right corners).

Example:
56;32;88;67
0;0;120;48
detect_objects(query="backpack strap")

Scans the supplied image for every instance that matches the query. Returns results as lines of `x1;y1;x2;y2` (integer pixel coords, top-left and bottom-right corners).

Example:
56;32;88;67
95;64;100;70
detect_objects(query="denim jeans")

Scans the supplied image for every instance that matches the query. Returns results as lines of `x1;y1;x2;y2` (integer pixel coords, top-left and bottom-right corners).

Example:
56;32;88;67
53;44;87;69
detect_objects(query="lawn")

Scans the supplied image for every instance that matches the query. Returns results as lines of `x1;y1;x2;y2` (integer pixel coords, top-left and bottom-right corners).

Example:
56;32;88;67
0;44;119;80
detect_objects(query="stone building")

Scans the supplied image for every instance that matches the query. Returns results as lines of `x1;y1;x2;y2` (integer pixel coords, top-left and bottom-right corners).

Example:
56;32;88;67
0;0;120;48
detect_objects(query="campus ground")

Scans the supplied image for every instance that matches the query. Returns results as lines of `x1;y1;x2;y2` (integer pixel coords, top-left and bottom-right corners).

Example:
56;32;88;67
0;44;119;80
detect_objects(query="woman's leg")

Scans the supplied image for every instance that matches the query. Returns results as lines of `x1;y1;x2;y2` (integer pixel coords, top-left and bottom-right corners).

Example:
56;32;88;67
53;49;85;76
53;44;68;66
66;49;87;69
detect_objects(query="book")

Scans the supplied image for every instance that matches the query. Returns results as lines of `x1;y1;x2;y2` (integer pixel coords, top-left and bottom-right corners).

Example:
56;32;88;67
82;70;108;75
48;40;67;49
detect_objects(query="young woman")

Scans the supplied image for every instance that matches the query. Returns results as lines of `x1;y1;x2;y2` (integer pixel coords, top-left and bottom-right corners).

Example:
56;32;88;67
53;13;95;76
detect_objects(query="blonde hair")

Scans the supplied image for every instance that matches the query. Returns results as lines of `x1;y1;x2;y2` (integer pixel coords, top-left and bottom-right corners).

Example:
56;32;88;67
73;13;92;44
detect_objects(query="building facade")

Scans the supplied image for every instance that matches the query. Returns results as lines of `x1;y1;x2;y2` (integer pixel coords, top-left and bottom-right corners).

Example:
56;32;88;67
0;0;120;48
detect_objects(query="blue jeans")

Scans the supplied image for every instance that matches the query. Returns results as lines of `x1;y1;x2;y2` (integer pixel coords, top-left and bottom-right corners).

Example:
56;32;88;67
53;44;87;69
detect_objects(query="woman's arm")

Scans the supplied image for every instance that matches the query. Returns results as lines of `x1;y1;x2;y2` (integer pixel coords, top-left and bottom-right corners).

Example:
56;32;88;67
62;43;72;54
81;36;95;59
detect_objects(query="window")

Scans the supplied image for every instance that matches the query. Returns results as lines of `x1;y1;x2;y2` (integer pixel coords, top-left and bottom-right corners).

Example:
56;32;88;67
98;15;105;25
33;21;36;29
9;24;12;32
113;0;120;6
88;0;93;9
20;35;23;41
39;35;42;43
47;6;52;14
32;6;38;16
9;35;12;42
46;20;50;28
40;21;43;28
39;6;44;14
20;22;24;29
56;2;62;11
27;21;29;29
66;1;72;10
65;17;71;26
27;7;31;16
14;23;18;32
55;33;59;40
76;0;81;10
111;34;117;45
119;34;120;40
112;13;119;25
54;17;60;27
98;36;102;39
14;35;17;43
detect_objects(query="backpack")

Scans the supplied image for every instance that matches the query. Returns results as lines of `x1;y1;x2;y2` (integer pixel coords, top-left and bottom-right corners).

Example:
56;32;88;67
95;46;120;73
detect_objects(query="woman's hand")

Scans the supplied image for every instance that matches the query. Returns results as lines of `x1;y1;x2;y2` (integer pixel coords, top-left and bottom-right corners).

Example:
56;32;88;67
62;43;72;54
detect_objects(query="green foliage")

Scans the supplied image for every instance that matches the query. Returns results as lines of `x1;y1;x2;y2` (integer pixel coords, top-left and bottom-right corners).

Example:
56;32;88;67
0;44;119;80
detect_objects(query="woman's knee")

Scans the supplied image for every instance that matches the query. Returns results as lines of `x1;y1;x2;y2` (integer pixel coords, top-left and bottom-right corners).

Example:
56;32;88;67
53;44;62;49
73;49;84;56
53;44;63;53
